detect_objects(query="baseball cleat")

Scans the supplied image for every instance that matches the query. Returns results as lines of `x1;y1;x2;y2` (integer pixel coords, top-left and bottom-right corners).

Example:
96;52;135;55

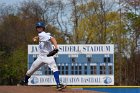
18;80;28;86
56;84;67;91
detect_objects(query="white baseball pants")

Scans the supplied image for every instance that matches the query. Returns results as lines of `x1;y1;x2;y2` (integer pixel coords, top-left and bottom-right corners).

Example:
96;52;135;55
26;55;58;76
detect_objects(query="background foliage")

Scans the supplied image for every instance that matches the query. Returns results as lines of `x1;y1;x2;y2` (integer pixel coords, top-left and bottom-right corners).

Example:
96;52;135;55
0;0;140;85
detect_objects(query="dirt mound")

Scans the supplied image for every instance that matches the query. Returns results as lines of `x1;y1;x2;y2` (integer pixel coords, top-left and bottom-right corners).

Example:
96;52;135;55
0;86;102;93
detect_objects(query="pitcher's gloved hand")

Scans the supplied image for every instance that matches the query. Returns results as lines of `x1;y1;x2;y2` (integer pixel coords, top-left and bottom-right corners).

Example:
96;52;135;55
47;49;59;57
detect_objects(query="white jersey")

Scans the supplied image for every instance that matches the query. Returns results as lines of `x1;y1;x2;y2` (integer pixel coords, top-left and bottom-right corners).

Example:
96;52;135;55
38;31;53;54
26;31;58;76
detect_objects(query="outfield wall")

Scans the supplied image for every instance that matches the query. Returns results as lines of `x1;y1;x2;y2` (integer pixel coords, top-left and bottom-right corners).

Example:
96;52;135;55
28;44;114;85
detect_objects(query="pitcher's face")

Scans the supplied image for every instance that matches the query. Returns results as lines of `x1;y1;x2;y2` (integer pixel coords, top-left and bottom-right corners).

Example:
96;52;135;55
36;26;44;33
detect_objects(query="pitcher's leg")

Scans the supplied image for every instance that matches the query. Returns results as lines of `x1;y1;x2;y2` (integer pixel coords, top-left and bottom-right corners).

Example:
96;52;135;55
26;60;44;76
20;57;44;85
47;60;66;90
25;60;44;83
44;57;66;90
48;61;60;85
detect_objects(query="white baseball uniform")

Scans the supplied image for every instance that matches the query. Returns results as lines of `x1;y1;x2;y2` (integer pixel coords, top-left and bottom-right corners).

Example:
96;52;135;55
26;31;58;76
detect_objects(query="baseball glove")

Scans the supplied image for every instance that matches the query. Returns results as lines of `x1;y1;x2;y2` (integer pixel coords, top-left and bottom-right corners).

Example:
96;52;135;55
47;49;59;57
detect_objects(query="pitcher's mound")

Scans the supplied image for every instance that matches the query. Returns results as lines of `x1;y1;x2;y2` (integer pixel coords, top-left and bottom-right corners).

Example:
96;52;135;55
0;86;102;93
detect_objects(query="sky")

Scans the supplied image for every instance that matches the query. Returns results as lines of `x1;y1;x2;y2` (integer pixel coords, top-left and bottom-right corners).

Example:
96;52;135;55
0;0;69;5
0;0;25;5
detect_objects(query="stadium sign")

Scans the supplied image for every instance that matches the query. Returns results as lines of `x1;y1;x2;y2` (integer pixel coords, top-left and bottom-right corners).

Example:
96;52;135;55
28;44;114;85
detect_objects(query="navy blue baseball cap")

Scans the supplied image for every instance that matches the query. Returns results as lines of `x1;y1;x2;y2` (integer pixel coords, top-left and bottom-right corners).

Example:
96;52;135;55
36;22;45;28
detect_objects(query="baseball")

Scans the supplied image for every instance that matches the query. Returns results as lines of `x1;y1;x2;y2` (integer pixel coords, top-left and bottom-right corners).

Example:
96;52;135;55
33;36;38;42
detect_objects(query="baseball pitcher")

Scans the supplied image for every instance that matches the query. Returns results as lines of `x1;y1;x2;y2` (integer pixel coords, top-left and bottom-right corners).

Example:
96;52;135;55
19;22;66;91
